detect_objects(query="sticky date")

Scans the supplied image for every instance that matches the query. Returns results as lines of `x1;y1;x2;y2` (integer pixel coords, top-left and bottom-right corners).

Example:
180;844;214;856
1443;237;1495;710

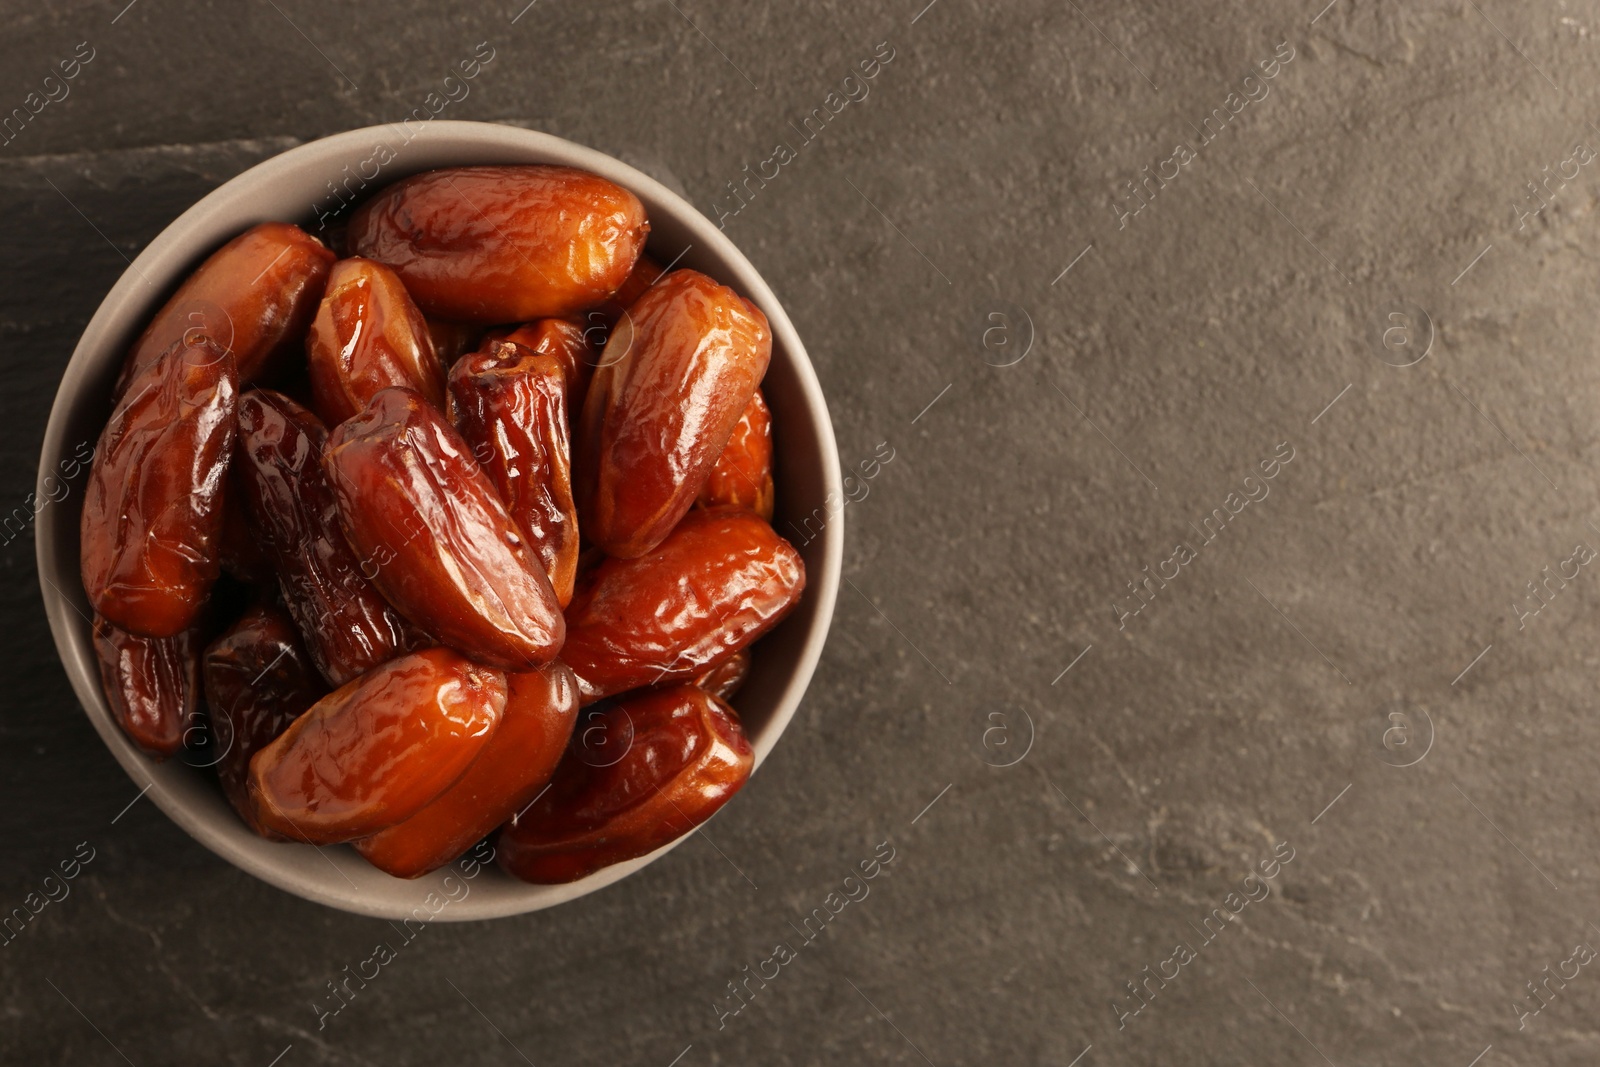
93;615;201;758
307;257;445;426
248;648;505;843
355;660;579;878
561;508;804;702
203;604;325;838
114;222;333;395
307;257;448;425
348;166;648;323
497;685;753;884
576;269;771;558
448;342;580;606
323;388;565;670
494;318;598;417
81;336;237;637
236;390;422;686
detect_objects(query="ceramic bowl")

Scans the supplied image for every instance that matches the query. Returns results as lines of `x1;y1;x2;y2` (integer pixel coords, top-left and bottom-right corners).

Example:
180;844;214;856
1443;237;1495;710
36;121;842;920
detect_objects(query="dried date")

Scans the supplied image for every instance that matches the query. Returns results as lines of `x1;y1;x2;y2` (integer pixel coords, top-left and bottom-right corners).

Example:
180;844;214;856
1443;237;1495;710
561;509;804;702
92;615;201;758
497;685;752;884
248;648;505;843
354;660;579;878
306;257;445;426
236;389;422;686
348;166;648;323
448;342;580;606
576;269;770;558
323;388;565;670
114;222;333;395
81;336;237;637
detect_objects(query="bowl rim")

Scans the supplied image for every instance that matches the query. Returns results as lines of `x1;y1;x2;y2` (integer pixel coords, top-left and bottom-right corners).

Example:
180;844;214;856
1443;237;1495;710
35;120;843;920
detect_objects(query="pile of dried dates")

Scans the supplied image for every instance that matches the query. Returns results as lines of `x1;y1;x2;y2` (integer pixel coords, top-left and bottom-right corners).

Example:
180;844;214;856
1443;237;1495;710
80;165;806;883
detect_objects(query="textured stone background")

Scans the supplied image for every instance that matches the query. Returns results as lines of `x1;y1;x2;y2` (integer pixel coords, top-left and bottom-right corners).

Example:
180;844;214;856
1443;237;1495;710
3;0;1600;1064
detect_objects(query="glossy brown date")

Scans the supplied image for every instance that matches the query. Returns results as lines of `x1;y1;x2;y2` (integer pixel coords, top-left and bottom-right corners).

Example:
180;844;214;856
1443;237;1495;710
495;318;598;416
323;388;565;670
114;222;333;396
577;269;771;558
355;660;579;878
307;257;445;426
497;685;752;884
203;604;325;838
448;343;580;607
697;389;774;521
248;648;505;843
81;336;238;637
561;509;804;702
236;389;423;686
348;166;648;323
93;615;200;758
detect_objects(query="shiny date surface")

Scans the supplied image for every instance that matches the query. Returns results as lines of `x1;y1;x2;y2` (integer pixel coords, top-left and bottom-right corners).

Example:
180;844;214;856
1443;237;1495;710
577;269;771;558
497;685;752;884
355;660;579;878
494;318;598;416
307;257;445;426
448;343;580;606
115;222;333;395
93;615;201;758
236;390;422;687
81;336;237;637
323;388;565;670
349;166;648;323
248;648;505;843
561;508;804;702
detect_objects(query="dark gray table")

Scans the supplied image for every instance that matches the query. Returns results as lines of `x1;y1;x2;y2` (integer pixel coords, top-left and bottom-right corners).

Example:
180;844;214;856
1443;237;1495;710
3;1;1597;1064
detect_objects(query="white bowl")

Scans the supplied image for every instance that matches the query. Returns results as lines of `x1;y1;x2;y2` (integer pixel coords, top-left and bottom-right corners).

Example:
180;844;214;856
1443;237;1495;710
35;121;842;920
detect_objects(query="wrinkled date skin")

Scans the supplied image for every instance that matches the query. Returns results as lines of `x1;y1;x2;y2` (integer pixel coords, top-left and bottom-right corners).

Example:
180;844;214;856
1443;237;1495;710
248;648;506;843
697;389;775;521
115;222;334;396
93;615;201;758
497;686;752;884
496;318;598;417
82;337;238;637
448;343;580;607
684;648;750;702
307;257;446;426
577;269;771;558
356;660;579;878
236;390;423;686
323;388;566;670
203;604;325;838
348;166;648;323
561;509;805;703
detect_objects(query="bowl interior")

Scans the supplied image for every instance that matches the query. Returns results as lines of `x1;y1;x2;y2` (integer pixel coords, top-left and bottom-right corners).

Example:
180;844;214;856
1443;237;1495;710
36;121;842;920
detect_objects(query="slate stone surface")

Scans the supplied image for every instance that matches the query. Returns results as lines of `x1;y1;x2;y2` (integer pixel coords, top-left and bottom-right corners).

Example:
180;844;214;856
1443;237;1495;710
3;1;1600;1064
